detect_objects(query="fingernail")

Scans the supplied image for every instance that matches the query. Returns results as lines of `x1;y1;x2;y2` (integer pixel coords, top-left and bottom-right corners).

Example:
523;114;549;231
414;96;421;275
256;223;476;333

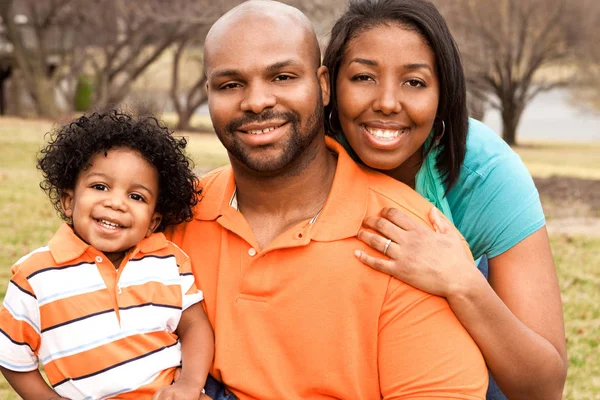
354;250;361;258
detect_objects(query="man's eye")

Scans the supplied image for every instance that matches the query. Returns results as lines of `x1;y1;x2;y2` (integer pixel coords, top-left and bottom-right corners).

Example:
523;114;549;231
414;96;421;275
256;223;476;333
220;82;241;90
129;193;145;202
91;184;107;191
274;75;294;81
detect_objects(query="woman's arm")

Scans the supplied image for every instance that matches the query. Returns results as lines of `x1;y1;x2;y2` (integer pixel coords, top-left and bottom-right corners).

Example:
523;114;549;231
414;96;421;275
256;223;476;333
0;367;67;400
356;207;567;400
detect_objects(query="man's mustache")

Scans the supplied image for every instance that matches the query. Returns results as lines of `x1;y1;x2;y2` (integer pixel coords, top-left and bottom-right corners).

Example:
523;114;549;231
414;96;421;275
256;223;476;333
226;110;299;133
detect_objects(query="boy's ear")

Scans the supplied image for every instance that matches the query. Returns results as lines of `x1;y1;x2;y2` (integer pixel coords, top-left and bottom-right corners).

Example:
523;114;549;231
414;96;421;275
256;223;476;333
60;190;74;219
146;212;162;237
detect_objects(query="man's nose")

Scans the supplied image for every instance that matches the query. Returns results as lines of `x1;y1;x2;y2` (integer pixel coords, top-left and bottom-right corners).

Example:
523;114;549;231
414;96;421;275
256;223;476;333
240;82;277;114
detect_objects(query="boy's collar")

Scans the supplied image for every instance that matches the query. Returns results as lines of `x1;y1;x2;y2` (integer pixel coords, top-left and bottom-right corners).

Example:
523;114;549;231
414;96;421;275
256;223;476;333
49;223;169;264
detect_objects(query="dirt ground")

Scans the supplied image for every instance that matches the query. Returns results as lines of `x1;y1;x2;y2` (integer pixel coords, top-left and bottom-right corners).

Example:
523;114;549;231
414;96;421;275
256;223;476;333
535;176;600;236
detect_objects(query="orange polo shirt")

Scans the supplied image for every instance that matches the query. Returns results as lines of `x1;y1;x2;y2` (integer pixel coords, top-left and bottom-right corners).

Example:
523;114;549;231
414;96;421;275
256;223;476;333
0;223;203;399
168;138;488;399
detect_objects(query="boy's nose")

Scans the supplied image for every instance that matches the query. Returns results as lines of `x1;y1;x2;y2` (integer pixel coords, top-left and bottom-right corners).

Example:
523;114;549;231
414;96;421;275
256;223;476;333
104;194;127;211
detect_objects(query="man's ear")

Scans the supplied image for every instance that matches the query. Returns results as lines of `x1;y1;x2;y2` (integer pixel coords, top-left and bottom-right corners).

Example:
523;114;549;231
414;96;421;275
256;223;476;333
317;65;330;107
146;212;163;237
60;190;74;219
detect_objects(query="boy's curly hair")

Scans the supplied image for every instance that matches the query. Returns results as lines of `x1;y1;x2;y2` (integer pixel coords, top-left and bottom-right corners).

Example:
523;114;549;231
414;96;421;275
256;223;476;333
37;110;202;231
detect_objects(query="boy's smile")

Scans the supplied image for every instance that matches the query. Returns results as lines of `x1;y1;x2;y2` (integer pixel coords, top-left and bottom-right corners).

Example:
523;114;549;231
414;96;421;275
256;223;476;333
60;147;162;267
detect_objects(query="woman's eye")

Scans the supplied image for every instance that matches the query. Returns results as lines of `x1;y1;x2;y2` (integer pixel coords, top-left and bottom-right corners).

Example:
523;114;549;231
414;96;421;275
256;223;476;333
91;184;107;191
406;79;425;87
351;74;373;82
129;193;145;202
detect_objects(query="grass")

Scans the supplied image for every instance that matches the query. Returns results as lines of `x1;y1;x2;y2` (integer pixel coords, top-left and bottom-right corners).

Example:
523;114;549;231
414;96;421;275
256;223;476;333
0;117;599;399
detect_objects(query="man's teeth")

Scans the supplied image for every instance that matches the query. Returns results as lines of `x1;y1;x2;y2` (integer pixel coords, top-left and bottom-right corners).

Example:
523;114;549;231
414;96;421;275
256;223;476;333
365;127;407;140
247;126;277;135
98;219;120;229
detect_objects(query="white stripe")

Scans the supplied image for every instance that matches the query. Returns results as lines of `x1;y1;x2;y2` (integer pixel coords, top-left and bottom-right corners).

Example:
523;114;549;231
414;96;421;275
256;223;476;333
119;256;180;289
54;342;181;400
182;292;203;311
181;274;203;311
29;263;106;306
180;274;196;296
3;283;41;333
39;305;181;363
15;246;50;266
0;334;38;371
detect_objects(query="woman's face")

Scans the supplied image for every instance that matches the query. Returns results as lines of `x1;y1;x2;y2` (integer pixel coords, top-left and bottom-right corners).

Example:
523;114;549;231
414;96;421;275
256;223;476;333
336;24;439;179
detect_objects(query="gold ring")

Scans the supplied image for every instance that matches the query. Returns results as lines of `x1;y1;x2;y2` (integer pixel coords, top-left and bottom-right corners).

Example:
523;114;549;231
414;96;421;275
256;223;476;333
383;238;392;256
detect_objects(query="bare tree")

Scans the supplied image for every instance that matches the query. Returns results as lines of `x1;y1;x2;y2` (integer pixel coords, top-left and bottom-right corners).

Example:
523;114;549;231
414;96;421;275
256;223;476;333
0;0;80;117
438;0;585;145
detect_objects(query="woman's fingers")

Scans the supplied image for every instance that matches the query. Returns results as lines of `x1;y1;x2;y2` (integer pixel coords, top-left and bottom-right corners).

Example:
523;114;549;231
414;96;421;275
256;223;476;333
354;249;396;276
429;207;448;233
357;229;397;257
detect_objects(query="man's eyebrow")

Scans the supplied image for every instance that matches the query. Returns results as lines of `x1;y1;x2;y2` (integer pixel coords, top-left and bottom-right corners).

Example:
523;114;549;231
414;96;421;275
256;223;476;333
265;59;303;72
210;69;242;80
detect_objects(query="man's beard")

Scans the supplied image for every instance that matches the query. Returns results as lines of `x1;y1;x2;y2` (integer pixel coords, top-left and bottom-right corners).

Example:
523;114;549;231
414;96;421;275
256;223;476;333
216;92;324;174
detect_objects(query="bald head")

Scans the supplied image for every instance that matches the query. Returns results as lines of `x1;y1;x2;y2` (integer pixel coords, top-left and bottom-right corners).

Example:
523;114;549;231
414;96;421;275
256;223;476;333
204;0;321;74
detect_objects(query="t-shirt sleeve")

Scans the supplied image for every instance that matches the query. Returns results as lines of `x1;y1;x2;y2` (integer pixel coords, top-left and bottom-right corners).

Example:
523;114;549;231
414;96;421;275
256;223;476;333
378;281;488;399
178;256;204;311
0;267;41;372
452;120;546;259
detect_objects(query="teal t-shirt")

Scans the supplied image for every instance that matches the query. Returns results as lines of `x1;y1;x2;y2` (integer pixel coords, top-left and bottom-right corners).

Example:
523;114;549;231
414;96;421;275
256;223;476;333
444;119;546;260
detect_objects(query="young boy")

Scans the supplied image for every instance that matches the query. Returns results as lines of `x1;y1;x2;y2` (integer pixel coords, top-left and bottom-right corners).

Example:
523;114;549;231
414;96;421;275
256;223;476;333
0;110;213;400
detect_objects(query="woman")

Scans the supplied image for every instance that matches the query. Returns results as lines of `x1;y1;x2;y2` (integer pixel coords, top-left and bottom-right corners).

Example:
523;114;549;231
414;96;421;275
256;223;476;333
323;0;567;399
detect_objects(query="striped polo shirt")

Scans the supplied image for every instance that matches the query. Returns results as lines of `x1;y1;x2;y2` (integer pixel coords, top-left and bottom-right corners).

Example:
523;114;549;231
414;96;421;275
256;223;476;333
0;223;203;399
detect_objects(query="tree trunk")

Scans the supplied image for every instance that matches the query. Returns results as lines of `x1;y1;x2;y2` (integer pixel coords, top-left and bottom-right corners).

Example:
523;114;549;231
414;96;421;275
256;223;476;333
34;77;60;118
501;102;524;146
176;108;194;131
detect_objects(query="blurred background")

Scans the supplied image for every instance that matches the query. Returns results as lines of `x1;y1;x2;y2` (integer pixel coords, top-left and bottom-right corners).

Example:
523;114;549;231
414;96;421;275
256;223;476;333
0;0;598;398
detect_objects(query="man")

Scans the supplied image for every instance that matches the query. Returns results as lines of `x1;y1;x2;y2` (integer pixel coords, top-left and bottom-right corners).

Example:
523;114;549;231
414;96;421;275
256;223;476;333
168;1;488;399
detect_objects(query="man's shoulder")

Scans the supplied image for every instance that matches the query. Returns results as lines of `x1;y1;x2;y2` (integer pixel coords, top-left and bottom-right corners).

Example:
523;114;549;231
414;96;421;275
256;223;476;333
199;165;232;191
361;166;434;228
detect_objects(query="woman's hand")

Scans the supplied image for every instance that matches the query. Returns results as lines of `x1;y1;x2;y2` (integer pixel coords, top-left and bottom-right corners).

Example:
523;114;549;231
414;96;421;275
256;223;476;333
355;207;479;298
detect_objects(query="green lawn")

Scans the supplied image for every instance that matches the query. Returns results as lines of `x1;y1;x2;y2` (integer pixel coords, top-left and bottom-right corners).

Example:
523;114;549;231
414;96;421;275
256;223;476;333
0;117;599;399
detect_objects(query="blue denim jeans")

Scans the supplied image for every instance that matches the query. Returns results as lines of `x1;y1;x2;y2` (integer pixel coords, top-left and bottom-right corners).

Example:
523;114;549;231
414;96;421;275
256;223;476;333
204;375;237;400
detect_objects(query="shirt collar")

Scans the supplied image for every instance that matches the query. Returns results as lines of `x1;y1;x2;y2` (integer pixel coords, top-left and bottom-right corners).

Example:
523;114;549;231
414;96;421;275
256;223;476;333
48;223;169;264
194;137;369;241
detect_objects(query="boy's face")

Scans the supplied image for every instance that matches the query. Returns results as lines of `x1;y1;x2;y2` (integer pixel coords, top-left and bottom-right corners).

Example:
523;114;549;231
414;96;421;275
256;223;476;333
60;148;162;266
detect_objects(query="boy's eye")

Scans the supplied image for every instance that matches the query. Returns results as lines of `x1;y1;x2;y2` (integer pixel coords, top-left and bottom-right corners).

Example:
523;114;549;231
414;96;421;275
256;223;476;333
91;184;108;191
129;193;145;202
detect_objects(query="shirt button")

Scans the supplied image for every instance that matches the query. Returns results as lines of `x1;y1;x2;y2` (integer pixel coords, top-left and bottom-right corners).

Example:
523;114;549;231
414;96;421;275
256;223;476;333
248;248;257;257
95;256;103;263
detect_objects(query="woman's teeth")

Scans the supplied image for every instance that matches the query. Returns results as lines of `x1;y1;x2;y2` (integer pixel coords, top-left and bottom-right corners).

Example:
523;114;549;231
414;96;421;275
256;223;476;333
248;126;277;135
364;126;406;140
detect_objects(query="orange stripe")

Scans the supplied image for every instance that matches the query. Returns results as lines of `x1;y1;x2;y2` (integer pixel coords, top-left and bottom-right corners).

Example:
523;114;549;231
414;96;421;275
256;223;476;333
44;330;178;385
119;281;181;309
0;312;40;352
39;289;112;331
107;367;177;399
